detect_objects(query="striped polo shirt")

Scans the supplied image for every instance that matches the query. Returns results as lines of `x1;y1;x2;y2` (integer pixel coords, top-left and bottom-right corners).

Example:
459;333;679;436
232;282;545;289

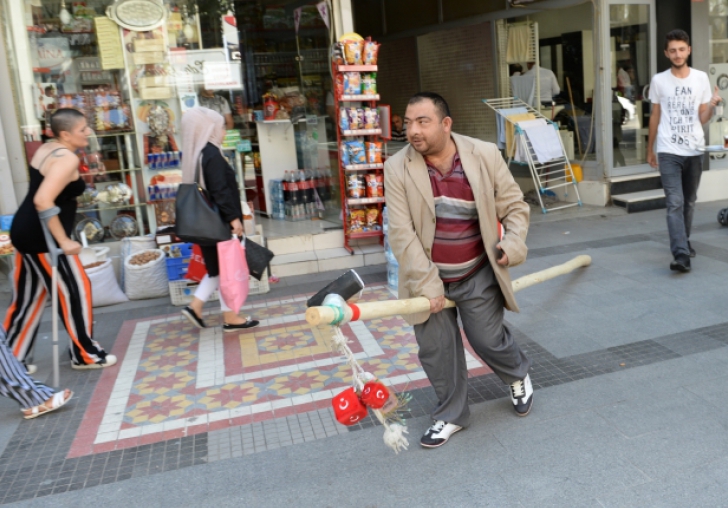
426;153;487;283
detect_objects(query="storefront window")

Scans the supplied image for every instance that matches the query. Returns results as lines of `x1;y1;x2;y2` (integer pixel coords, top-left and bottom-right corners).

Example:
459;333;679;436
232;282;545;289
1;0;339;245
609;4;651;168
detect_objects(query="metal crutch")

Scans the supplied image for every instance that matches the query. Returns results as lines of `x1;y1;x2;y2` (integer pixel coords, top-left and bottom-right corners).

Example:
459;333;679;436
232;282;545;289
38;208;63;388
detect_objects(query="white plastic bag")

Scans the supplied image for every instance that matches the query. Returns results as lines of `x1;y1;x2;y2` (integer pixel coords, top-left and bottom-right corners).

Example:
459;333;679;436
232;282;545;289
85;260;128;307
124;249;169;300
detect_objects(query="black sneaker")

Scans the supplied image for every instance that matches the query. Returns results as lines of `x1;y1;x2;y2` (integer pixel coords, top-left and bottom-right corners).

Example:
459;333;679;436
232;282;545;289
669;256;691;273
510;374;534;417
182;307;206;328
688;242;696;258
420;420;462;448
223;317;259;333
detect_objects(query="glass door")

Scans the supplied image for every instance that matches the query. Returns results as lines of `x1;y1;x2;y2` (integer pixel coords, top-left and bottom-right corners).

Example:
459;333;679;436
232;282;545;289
605;1;655;177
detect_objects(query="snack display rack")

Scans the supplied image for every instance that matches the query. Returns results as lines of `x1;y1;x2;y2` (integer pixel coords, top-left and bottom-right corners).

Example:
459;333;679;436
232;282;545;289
332;60;385;254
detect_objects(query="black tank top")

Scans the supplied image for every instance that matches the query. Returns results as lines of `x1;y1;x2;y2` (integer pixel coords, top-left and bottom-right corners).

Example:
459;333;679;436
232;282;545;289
10;148;86;254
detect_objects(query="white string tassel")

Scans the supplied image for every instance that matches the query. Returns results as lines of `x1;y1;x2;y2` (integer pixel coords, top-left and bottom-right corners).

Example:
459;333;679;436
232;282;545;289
330;326;409;453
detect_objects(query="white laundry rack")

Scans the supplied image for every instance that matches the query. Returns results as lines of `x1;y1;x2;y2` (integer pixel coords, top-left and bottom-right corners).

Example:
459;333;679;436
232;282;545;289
483;97;582;214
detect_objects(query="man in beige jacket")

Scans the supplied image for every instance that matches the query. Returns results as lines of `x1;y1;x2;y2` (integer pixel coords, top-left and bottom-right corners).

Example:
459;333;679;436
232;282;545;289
385;92;532;448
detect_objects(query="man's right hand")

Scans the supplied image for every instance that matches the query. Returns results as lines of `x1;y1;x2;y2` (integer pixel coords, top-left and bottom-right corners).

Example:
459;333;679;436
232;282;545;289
60;239;82;256
429;295;446;313
647;150;658;169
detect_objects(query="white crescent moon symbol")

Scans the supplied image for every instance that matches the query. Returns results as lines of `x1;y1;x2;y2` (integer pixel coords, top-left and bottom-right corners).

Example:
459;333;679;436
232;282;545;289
376;389;385;399
339;399;349;410
350;415;360;423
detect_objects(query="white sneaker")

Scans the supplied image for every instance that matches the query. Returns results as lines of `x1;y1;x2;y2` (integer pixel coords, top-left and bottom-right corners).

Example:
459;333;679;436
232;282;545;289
420;420;463;448
25;364;37;375
510;374;533;417
71;354;117;370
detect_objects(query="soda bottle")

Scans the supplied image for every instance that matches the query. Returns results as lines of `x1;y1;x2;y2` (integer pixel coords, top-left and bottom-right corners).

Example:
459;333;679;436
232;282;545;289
298;169;309;219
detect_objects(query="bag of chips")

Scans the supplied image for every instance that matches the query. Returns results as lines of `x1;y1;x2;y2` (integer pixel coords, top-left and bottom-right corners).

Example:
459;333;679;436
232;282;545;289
361;73;377;95
348;108;363;130
339;109;350;131
331;41;345;65
365;208;379;229
343;72;361;95
366;174;384;198
340;143;350;166
366;142;382;164
363;39;380;65
363;107;379;130
346;140;367;165
349;209;366;233
344;40;364;65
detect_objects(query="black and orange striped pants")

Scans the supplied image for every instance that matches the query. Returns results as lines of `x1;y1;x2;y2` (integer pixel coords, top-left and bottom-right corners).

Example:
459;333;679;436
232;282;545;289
3;251;107;366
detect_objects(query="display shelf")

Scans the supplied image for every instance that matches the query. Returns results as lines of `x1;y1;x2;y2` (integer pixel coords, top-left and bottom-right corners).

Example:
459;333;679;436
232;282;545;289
337;65;377;72
349;230;384;239
94;131;135;138
348;197;385;206
88;167;142;175
76;202;145;213
344;163;383;171
340;94;380;101
342;129;382;136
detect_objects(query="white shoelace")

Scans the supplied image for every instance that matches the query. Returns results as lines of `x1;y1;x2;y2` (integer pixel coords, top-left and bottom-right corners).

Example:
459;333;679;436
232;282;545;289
429;420;446;434
511;380;525;398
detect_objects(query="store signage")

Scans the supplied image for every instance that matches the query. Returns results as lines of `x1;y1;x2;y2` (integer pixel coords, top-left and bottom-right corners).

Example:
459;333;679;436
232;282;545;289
106;0;168;31
36;38;70;70
170;49;243;91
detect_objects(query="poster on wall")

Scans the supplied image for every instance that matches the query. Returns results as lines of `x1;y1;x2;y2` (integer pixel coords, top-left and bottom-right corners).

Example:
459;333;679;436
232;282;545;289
170;48;243;91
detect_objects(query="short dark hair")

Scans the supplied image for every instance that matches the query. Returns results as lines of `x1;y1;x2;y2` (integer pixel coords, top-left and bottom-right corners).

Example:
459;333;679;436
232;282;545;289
49;108;85;137
665;29;690;50
408;92;451;120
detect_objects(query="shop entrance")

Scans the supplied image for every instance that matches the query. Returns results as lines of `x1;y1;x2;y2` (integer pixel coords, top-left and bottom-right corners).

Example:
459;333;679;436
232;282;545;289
604;0;656;178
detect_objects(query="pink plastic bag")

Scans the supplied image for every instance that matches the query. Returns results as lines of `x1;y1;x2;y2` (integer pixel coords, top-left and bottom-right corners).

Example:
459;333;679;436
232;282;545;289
217;238;250;314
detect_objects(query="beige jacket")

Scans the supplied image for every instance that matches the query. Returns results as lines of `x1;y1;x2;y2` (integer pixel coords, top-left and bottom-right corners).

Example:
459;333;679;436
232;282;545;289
384;133;530;326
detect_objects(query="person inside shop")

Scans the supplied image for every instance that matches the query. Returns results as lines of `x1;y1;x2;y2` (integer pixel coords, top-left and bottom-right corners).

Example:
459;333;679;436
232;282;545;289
509;63;523;77
4;108;116;372
198;86;234;129
617;61;635;101
385;92;532;449
524;61;561;105
0;326;73;419
646;29;721;273
390;114;407;142
179;107;259;332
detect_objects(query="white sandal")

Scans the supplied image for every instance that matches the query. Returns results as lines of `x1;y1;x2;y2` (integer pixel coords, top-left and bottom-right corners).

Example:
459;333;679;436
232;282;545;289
23;390;73;420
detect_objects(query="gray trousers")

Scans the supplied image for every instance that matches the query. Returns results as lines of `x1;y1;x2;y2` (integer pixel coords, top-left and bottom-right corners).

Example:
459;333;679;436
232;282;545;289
413;263;531;427
657;153;702;259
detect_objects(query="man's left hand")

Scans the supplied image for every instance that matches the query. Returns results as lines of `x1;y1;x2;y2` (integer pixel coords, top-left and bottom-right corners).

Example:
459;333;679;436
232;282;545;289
711;85;722;108
496;245;509;266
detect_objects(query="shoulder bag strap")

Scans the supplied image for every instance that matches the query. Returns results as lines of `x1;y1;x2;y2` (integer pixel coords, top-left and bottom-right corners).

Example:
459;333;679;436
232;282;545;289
194;152;204;185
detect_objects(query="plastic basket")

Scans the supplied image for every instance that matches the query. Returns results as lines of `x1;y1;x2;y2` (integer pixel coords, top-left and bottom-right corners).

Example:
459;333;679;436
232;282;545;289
249;275;270;295
165;257;190;281
169;280;219;306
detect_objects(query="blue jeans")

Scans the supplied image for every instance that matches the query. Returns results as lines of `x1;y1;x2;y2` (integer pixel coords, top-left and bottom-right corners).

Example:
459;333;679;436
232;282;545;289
657;153;703;259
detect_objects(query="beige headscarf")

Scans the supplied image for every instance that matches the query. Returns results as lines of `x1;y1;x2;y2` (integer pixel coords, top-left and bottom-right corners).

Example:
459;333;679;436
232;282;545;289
180;107;225;190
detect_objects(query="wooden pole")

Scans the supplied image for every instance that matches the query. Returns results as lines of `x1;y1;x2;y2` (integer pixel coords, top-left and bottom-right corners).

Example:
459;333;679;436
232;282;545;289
306;255;592;326
566;77;583;158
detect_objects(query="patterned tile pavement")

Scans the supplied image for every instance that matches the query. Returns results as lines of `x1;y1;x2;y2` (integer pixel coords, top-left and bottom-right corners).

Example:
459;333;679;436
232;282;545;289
67;285;491;458
4;271;728;503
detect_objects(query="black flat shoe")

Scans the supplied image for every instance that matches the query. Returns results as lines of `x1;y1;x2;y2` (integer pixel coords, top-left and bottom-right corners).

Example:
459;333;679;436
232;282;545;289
182;307;206;328
223;318;259;332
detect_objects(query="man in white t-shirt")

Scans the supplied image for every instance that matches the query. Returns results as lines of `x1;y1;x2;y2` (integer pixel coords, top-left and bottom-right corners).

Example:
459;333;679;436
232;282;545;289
524;62;560;104
647;29;722;273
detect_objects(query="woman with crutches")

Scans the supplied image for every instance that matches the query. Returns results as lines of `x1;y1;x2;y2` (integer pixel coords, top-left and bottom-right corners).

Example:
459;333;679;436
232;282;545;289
3;108;115;372
0;326;72;419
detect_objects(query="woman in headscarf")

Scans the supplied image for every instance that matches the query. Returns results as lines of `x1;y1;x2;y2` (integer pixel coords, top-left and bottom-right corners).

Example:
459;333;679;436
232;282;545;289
179;107;259;332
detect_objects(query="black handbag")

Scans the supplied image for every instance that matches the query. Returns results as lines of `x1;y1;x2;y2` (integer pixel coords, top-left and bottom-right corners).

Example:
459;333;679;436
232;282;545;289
175;155;231;246
243;236;274;281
